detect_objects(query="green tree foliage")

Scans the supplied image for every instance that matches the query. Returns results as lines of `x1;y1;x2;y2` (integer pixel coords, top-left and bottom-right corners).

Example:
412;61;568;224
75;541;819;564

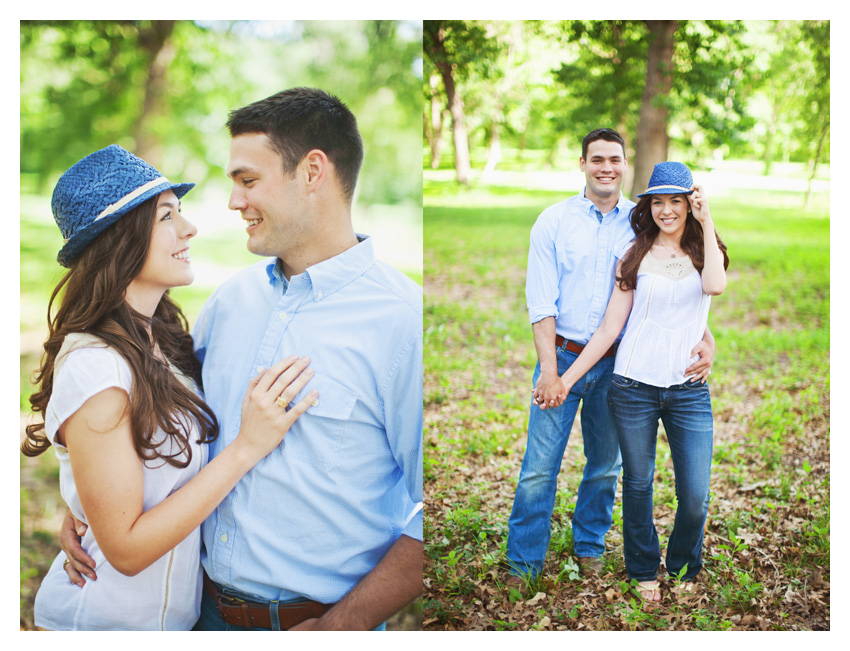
671;21;755;152
424;21;828;197
740;21;829;171
552;20;646;141
745;21;810;174
21;20;422;206
796;20;829;208
555;20;754;194
461;22;576;170
20;21;246;191
424;20;502;183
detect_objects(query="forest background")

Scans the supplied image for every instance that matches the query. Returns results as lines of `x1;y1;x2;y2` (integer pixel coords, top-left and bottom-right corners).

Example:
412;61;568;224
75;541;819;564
19;19;423;631
423;19;831;631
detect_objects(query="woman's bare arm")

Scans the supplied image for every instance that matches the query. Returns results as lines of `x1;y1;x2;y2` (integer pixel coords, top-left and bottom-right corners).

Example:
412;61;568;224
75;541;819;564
551;262;633;400
64;356;317;577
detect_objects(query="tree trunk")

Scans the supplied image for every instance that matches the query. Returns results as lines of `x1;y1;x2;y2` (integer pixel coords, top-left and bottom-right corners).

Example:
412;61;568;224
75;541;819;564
443;71;471;185
131;20;177;166
427;74;445;169
517;119;528;162
632;20;678;199
482;117;502;182
763;95;780;176
431;26;471;185
804;121;829;210
617;120;634;197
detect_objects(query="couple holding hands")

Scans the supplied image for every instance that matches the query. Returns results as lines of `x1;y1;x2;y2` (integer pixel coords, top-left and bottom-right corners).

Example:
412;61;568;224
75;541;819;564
508;128;729;602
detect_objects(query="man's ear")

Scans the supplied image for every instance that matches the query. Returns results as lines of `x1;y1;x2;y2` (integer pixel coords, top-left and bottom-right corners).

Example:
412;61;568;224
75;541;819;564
301;149;329;192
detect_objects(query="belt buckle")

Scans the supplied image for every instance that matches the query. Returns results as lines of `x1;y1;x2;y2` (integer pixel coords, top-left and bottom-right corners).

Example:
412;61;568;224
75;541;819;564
218;591;250;608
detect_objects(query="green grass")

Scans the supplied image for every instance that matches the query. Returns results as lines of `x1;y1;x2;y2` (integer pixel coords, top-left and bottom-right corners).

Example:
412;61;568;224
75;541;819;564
423;173;829;631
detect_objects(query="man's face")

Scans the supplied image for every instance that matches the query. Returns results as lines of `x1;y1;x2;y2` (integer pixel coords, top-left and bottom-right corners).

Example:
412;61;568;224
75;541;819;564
580;139;627;203
227;132;310;260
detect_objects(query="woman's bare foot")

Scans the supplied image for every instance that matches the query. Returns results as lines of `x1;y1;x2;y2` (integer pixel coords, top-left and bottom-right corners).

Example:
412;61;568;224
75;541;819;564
637;580;661;602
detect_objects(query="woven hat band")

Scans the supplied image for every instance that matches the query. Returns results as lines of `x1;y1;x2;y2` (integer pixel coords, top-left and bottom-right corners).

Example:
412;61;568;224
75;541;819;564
94;176;171;223
645;184;691;194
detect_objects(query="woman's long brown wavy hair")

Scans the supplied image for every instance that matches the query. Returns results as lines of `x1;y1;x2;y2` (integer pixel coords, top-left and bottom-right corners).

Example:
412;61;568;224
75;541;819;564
21;195;218;467
617;194;730;291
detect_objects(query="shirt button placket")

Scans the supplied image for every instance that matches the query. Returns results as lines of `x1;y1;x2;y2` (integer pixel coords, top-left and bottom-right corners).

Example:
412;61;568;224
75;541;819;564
214;495;235;577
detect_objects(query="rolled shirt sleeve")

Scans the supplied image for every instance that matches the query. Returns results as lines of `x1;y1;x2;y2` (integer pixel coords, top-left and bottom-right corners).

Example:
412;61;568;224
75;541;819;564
525;208;561;325
384;331;424;541
523;192;637;344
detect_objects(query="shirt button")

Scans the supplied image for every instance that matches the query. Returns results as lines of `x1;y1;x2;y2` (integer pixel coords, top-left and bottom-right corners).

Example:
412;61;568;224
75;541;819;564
312;399;319;407
279;312;287;320
317;292;323;300
220;534;228;543
256;365;265;373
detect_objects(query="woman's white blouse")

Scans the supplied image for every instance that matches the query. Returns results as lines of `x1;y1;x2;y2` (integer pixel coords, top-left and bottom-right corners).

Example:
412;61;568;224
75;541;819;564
33;334;206;631
613;252;711;388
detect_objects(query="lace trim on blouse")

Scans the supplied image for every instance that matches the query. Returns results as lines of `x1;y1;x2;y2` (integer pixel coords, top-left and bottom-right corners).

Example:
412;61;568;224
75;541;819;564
638;252;696;281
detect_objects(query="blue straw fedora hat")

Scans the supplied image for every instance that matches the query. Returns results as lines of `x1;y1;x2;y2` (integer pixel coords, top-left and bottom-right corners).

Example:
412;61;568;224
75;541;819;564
636;161;694;198
52;145;194;267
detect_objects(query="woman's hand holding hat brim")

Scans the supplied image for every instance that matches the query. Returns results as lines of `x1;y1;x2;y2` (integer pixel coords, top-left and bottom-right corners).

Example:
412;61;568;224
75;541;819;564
688;184;711;224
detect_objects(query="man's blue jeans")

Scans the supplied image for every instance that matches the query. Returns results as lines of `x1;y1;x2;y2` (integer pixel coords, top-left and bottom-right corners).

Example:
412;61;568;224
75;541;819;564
607;374;713;582
507;348;621;578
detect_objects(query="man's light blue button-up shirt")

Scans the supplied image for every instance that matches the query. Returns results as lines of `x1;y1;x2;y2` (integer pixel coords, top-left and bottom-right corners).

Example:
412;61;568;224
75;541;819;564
192;235;423;604
526;189;636;344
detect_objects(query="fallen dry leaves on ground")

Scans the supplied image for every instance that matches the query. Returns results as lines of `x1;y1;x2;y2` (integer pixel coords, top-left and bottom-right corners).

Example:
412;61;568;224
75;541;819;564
423;287;829;632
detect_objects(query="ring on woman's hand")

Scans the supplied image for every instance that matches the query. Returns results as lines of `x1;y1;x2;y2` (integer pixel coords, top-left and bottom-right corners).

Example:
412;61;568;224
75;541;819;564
63;559;70;570
276;396;288;409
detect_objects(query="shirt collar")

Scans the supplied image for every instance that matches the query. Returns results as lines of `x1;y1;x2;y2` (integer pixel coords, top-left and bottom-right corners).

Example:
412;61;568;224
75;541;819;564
579;187;629;220
265;234;374;300
267;258;289;293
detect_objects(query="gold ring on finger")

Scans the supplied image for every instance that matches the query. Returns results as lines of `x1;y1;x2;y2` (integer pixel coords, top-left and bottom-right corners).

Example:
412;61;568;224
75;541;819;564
276;396;289;409
63;559;70;570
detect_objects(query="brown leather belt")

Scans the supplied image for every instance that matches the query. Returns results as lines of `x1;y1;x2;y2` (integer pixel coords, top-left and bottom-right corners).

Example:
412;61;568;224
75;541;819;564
555;335;618;358
203;571;334;630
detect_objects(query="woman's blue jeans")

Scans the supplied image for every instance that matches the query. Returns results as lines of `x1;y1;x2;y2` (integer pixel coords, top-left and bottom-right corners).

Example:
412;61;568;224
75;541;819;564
607;374;714;582
507;349;622;578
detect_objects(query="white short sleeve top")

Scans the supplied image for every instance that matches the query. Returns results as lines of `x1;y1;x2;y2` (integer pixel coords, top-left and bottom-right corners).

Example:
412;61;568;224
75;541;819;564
613;252;711;387
33;333;206;631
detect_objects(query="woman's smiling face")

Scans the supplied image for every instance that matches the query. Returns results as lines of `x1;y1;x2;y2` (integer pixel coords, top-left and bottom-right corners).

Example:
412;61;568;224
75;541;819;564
651;193;689;238
125;190;197;314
